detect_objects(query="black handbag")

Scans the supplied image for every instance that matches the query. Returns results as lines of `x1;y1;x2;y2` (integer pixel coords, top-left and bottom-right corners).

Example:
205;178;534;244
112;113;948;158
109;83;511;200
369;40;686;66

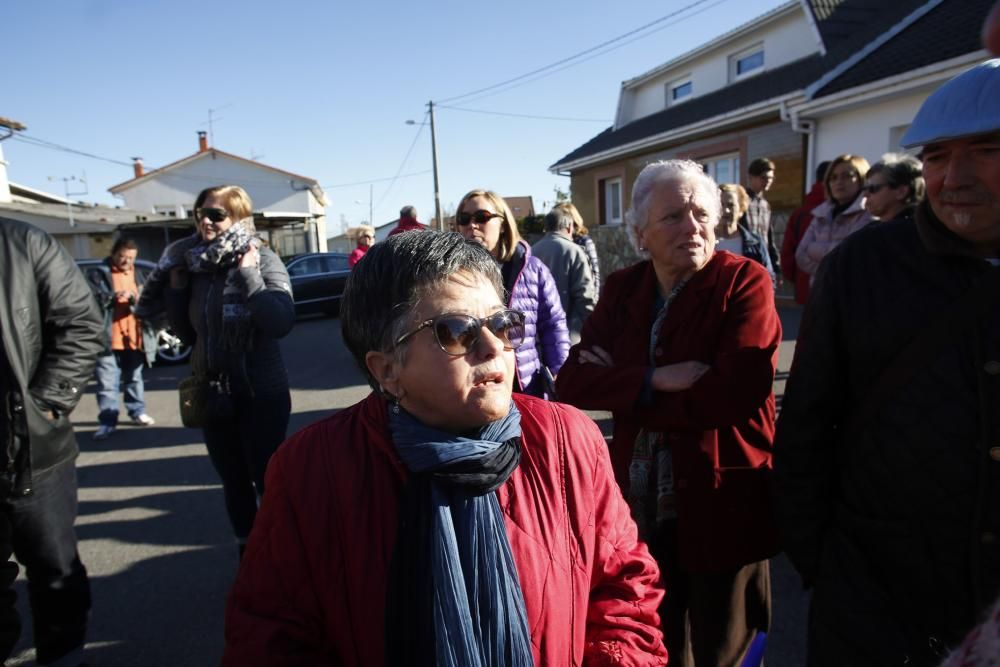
177;374;234;428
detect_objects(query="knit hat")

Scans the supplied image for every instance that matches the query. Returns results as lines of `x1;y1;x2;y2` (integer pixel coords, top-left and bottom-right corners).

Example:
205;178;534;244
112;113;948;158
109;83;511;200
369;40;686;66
900;59;1000;148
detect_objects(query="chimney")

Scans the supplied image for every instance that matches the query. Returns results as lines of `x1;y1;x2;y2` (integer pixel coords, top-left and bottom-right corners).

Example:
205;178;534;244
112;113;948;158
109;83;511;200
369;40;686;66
198;131;208;153
132;157;144;179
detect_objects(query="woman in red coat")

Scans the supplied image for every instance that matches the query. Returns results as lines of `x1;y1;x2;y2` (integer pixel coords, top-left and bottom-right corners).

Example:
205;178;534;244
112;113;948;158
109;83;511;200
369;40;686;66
224;230;667;666
347;224;374;268
557;159;781;667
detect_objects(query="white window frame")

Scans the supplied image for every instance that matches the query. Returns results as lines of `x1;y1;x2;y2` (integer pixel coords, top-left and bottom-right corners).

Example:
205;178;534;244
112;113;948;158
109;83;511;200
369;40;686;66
665;77;693;107
701;153;741;185
603;178;623;226
729;43;765;82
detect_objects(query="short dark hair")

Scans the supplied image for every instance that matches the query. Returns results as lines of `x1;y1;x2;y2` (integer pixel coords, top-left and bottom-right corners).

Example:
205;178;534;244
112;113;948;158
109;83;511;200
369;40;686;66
866;153;925;206
399;205;417;219
340;231;503;390
815;161;831;183
111;237;138;255
748;158;775;176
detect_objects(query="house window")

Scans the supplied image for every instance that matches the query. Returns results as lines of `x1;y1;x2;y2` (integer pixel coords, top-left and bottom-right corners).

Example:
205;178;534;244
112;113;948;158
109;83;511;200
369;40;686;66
701;153;741;185
729;44;764;82
666;78;692;107
602;178;623;225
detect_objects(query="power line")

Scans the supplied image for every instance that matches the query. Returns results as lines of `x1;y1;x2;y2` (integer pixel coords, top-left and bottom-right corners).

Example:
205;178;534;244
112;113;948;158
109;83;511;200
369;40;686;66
437;105;611;123
374;112;429;211
436;0;719;105
322;169;432;189
11;134;133;167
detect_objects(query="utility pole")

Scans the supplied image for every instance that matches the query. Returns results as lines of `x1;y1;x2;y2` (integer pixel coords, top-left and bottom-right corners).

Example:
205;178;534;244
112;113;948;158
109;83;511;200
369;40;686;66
428;100;442;231
48;173;88;228
369;183;374;228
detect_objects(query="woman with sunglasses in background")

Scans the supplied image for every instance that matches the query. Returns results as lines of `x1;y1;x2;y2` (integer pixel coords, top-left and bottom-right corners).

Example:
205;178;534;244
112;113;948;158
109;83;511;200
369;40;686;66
863;153;925;224
795;154;873;286
162;185;295;560
455;189;570;398
224;230;667;665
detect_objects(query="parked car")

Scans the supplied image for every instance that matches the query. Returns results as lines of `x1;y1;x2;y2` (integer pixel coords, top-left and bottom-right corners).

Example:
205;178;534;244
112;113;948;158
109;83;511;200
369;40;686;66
285;252;351;317
75;258;192;365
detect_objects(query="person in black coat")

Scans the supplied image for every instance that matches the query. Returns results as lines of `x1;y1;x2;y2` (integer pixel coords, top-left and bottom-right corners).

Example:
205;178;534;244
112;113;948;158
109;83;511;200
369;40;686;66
0;217;104;665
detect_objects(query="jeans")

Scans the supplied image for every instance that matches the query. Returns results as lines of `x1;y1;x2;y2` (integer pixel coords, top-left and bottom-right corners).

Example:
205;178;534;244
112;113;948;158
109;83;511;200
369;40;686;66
202;389;290;541
95;350;146;426
5;459;90;665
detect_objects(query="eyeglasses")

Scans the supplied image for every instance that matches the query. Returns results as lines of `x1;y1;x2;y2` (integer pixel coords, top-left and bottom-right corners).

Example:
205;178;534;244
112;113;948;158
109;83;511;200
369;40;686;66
360;234;374;239
395;309;525;356
863;183;888;194
456;210;503;226
196;207;229;223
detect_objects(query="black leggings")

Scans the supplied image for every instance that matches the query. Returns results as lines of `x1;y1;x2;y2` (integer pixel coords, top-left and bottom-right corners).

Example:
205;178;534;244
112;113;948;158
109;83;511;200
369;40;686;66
202;389;291;541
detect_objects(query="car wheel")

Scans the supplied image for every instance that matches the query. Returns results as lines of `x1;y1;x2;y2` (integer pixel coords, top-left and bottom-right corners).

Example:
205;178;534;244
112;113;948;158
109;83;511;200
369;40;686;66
156;327;192;365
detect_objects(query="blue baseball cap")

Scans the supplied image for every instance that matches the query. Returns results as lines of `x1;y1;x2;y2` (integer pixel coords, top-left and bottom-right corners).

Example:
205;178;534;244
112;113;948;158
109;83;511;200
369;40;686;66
900;59;1000;149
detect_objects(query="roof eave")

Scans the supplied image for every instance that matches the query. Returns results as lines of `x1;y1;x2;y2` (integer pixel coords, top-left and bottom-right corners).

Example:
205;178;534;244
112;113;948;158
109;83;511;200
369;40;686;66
550;92;802;173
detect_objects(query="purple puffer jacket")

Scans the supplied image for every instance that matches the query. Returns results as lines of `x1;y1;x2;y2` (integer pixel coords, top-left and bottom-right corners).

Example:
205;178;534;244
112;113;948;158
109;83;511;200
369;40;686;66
505;241;570;395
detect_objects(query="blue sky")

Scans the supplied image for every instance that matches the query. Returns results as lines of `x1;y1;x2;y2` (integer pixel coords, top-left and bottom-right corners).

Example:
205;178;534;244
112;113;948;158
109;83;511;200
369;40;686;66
3;0;787;234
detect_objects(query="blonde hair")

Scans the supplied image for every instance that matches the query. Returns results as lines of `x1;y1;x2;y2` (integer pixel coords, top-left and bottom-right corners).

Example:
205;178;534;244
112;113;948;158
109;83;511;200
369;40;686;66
456;189;522;262
555;202;587;236
194;185;255;232
719;183;750;218
351;224;375;240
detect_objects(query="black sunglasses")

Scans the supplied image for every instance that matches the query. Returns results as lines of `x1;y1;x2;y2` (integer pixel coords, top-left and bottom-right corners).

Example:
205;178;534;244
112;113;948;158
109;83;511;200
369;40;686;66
197;207;230;223
395;309;525;356
456;210;503;226
863;183;888;194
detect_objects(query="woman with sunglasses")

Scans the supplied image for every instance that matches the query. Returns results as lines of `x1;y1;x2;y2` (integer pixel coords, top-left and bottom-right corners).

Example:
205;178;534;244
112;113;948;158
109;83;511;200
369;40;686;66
348;224;375;268
455;189;570;398
163;185;295;559
224;230;667;665
556;160;781;666
795;154;873;286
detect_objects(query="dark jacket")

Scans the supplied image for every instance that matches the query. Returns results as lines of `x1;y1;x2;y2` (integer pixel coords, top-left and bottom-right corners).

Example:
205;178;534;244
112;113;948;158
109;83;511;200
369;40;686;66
165;246;295;395
774;200;1000;665
224;393;667;666
0;218;104;495
735;222;775;285
90;257;157;366
556;252;781;573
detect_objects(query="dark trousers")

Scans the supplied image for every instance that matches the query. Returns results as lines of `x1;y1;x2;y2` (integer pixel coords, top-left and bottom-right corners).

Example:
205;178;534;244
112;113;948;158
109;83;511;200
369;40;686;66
653;521;771;667
6;458;90;665
202;389;290;541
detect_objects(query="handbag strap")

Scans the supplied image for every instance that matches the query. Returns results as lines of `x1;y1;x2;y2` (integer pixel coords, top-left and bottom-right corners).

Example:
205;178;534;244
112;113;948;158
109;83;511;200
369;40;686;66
844;264;1000;442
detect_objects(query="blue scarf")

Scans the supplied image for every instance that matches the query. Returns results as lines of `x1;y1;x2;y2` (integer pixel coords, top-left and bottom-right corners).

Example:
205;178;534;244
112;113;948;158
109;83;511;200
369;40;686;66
386;401;533;667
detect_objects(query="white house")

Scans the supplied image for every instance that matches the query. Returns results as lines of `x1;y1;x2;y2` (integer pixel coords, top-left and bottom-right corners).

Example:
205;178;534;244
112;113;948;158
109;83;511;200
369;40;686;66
551;0;989;240
108;132;329;256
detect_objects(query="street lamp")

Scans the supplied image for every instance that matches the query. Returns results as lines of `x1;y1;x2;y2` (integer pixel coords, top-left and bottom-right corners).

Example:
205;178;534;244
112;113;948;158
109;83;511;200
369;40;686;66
406;101;442;231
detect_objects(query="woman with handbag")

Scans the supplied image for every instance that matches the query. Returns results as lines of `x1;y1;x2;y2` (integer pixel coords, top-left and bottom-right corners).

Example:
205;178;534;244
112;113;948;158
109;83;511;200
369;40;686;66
165;185;295;559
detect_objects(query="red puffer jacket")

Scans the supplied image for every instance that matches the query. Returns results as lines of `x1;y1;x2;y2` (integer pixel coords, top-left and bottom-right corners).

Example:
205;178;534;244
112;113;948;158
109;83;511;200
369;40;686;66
224;392;667;666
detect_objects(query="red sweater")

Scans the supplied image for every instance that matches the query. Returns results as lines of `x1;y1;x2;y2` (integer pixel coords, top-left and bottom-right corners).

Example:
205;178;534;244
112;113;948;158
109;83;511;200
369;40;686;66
780;182;827;305
224;393;667;666
556;252;781;573
386;215;427;236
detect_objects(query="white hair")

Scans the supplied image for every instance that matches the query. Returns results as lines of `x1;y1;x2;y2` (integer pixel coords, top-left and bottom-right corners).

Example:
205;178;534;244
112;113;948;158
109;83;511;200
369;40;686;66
625;159;721;257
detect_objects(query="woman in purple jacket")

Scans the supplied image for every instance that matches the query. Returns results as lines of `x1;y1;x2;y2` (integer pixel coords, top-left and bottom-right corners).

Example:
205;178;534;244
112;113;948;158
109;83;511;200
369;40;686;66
456;189;570;397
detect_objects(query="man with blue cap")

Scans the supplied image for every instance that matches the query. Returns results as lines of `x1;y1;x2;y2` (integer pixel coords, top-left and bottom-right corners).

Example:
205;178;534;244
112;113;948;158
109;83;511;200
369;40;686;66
773;59;1000;666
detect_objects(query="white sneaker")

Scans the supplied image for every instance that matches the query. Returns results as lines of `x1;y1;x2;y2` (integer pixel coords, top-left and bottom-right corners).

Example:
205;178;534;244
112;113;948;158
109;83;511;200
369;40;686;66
93;425;116;440
131;413;155;426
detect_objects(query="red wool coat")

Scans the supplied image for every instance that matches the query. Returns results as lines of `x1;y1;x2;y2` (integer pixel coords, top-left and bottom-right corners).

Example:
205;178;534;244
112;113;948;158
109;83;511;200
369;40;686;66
224;392;667;666
556;252;781;573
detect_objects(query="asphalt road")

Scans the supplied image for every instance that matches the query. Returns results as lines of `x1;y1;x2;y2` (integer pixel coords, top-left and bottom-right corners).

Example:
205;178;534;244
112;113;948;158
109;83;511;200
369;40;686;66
6;307;808;666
